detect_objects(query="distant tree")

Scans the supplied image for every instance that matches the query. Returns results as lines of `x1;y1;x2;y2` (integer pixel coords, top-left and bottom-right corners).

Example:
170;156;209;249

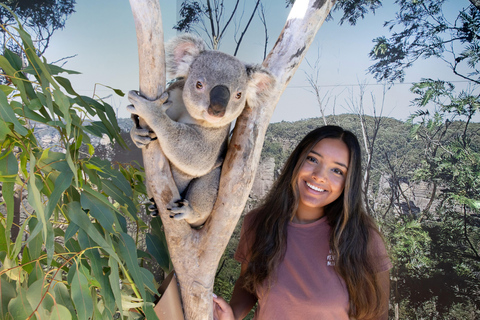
173;0;262;54
369;0;480;84
368;0;480;317
0;0;76;56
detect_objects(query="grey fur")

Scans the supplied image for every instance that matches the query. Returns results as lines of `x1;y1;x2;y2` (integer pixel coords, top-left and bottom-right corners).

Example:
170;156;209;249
127;34;276;227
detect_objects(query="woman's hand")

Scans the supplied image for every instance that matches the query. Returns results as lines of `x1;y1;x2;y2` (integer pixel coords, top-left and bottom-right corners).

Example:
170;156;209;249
213;294;235;320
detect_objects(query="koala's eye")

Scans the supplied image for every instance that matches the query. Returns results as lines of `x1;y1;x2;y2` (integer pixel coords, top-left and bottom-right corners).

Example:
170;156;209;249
235;92;242;99
196;81;203;89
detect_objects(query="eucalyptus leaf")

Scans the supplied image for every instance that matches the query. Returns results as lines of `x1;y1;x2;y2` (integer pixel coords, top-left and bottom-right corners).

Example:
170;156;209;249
0;278;16;317
0;89;28;136
8;286;33;320
146;233;170;273
71;265;93;320
80;191;115;234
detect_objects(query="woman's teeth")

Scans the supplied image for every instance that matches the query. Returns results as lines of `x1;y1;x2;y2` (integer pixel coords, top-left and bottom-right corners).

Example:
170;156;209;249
306;182;325;192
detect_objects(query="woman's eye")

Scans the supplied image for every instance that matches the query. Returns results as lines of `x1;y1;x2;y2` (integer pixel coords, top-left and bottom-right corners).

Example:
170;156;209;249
196;81;203;89
306;156;317;163
235;92;242;99
333;168;344;175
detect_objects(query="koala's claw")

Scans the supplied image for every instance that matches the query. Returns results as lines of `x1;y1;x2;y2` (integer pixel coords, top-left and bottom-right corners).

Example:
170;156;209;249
146;198;160;217
130;124;157;148
127;90;169;115
168;199;194;221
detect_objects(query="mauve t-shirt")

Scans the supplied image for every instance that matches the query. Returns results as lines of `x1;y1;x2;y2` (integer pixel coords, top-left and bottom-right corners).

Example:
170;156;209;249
234;213;392;320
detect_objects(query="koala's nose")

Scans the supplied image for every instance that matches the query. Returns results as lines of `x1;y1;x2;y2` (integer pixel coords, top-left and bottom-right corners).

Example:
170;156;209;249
209;85;230;117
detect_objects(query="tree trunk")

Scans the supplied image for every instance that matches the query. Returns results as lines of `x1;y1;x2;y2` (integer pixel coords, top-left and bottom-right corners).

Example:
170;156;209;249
129;0;336;318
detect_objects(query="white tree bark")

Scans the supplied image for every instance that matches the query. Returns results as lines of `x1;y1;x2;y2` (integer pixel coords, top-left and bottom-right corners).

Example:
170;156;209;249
129;0;336;319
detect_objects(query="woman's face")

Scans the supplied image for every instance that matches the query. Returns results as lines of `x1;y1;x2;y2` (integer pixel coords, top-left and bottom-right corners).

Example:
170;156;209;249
295;138;350;221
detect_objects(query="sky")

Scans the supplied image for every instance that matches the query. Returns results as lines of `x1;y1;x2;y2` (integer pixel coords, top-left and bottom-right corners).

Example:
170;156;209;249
43;0;473;123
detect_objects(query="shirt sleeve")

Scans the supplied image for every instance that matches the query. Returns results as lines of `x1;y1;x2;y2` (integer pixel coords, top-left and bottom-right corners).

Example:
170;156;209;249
369;230;393;273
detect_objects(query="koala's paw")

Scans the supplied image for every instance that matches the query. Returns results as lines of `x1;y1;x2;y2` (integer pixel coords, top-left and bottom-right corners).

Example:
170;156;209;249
167;199;194;221
127;90;169;119
147;198;159;217
130;124;156;148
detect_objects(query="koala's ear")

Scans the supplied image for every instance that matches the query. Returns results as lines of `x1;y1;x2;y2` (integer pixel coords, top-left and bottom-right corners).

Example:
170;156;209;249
245;65;277;108
165;34;206;78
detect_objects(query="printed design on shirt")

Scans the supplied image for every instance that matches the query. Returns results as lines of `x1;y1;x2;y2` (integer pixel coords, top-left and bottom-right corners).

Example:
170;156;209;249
327;249;336;267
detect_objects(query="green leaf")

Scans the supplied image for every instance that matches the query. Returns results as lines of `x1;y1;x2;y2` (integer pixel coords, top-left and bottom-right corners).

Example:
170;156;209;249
1;181;14;251
115;233;147;306
64;202;120;263
37;149;70;174
53;282;77;320
27;98;43;111
0;56;28;103
27;155;54;265
80;191;115;234
27;218;42;260
146;233;170;273
102;179;137;220
45;170;73;220
3;49;22;71
24;64;80;76
77;230;116;319
10;216;29;259
65;222;80;242
83;184;122;215
87;144;95;156
108;257;123;319
0;221;8;254
0;89;28;136
0;119;12;142
10;100;49;124
110;170;133;199
144;303;159;320
100;84;125;97
49;304;73;320
27;279;55;316
7;286;33;320
0;150;18;184
53;89;72;137
0;85;14;96
55;76;80;97
27;261;44;287
71;264;94;320
0;278;16;318
140;267;159;295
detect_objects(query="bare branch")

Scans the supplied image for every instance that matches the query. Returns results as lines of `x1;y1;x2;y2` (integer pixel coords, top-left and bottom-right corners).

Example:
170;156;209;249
233;0;261;56
258;3;269;60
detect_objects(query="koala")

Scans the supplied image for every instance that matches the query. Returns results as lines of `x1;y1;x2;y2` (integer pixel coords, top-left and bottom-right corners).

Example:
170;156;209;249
127;34;276;228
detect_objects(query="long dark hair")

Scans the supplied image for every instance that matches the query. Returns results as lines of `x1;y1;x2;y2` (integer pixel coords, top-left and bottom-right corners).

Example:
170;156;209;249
242;125;386;319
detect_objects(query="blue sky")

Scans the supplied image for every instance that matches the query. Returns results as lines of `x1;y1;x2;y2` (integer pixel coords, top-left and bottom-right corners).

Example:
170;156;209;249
44;0;471;123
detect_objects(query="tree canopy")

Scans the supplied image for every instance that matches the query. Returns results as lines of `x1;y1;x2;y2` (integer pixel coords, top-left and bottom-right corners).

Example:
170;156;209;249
0;0;76;55
369;0;480;84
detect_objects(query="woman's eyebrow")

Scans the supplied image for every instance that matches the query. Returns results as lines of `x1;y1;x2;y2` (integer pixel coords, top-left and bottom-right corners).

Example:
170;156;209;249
309;150;348;169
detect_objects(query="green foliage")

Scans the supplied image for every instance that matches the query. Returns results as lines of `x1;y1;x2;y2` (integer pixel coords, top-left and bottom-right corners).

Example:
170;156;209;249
0;0;76;56
0;17;169;319
369;0;480;83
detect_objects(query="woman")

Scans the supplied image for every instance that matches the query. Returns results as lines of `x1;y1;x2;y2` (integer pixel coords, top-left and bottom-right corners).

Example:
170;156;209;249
213;125;392;320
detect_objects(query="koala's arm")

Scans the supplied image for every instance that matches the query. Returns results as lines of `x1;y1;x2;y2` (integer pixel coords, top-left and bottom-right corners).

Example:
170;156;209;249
127;90;229;177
